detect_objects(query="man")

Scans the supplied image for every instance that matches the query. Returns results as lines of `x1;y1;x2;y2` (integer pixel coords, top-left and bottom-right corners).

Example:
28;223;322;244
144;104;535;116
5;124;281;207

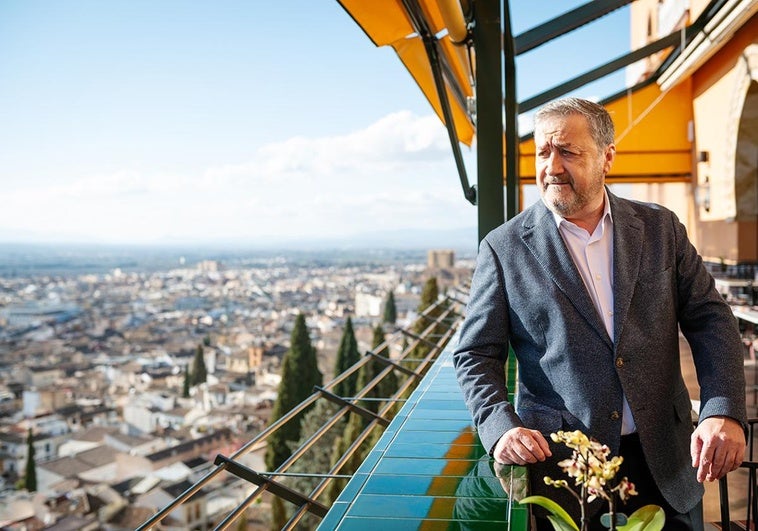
453;97;746;530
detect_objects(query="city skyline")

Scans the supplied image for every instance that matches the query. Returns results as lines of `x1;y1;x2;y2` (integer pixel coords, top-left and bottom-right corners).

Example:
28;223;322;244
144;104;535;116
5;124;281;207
0;2;631;246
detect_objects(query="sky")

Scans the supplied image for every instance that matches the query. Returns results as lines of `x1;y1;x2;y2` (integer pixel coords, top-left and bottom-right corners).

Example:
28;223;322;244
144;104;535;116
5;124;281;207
0;1;632;248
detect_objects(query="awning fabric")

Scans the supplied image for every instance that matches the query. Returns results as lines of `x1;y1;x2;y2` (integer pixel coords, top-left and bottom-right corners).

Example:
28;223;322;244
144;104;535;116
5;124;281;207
392;37;475;145
339;1;697;185
338;0;475;146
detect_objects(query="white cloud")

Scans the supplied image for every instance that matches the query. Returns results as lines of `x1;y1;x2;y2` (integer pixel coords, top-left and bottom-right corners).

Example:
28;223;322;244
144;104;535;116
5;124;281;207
1;111;477;244
254;110;452;178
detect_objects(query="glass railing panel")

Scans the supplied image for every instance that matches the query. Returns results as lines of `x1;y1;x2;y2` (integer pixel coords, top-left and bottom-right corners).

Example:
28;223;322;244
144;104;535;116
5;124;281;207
319;347;530;530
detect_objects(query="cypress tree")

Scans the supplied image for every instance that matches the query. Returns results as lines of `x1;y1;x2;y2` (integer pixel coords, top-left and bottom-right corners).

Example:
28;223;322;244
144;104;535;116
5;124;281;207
24;428;36;492
328;411;367;500
411;277;441;362
287;400;344;524
332;317;360;398
192;344;207;385
265;313;323;471
372;324;398;408
235;511;248;531
270;496;287;531
418;277;439;313
327;327;397;505
371;323;386;352
356;352;381;416
382;290;397;325
182;366;191;398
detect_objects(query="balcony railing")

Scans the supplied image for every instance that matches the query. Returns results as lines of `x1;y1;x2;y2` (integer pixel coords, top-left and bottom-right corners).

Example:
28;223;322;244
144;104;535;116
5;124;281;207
138;289;469;530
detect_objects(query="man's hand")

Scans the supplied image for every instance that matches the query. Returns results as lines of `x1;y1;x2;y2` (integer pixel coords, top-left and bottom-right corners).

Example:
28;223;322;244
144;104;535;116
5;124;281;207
493;427;552;465
691;416;746;482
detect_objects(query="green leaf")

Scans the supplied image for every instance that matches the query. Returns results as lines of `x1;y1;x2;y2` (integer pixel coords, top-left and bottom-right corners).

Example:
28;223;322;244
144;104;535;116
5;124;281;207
519;495;580;531
617;505;665;531
546;515;583;531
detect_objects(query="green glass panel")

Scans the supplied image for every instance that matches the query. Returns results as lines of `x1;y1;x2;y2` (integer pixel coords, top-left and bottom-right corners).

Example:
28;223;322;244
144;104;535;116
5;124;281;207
384;442;481;459
373;457;476;477
353;450;382;474
317;501;349;529
398;418;473;432
331;516;465;530
406;408;472;421
413;399;471;411
346;494;514;525
334;474;370;503
361;474;458;496
324;348;529;530
392;428;479;445
348;493;436;518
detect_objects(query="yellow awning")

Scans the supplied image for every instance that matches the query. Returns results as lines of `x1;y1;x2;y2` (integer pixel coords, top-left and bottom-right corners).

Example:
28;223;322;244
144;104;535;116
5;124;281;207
340;1;696;187
337;0;414;47
337;0;475;146
392;36;475;145
518;80;694;184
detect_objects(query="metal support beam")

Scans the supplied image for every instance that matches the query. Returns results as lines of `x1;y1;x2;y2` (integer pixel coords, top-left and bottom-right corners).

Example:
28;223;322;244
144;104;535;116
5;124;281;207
213;455;329;518
401;0;476;205
314;386;390;426
519;30;683;112
415;310;459;322
514;0;634;54
503;0;519;220
365;349;418;377
399;328;441;349
474;0;505;241
446;294;468;306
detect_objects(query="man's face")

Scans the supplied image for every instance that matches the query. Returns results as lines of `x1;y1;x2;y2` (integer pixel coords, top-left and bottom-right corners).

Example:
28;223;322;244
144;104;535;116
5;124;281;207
534;113;615;223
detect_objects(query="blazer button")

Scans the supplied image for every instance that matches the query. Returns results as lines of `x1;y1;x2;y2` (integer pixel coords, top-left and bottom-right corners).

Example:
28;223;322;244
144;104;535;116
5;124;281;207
610;411;621;421
615;357;624;368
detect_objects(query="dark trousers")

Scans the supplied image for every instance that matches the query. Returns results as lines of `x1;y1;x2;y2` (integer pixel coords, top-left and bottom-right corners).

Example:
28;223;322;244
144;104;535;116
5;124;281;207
534;433;704;531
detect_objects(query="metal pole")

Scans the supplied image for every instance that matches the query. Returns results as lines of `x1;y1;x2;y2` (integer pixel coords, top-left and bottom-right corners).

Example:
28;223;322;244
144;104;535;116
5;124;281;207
474;0;505;242
503;0;520;220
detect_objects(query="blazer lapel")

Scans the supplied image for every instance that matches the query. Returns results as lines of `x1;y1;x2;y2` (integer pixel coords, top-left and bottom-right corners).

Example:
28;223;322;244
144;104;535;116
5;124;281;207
521;201;612;347
609;193;644;345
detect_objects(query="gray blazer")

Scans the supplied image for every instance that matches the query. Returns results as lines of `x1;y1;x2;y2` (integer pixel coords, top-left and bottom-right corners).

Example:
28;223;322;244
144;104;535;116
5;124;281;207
453;190;747;515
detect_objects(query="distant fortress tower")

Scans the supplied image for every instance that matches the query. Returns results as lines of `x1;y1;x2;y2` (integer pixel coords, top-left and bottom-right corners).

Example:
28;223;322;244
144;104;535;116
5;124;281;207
427;249;455;270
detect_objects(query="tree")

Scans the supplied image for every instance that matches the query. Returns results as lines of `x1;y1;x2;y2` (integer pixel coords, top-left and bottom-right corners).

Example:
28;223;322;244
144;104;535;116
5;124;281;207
270;496;287;531
328;411;367;501
192;343;208;385
355;351;381;416
382;290;397;325
23;428;36;492
182;366;191;398
411;277;441;361
372;324;398;408
418;277;439;313
332;317;360;398
265;313;323;471
235;510;248;531
287;400;344;526
264;402;343;529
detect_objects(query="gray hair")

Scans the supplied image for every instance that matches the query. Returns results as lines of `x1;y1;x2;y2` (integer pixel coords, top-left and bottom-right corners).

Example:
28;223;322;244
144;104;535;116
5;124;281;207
534;97;615;150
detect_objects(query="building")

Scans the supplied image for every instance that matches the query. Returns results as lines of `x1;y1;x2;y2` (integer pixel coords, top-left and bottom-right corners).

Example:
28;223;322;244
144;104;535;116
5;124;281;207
427;249;455;270
354;292;383;317
628;0;757;273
